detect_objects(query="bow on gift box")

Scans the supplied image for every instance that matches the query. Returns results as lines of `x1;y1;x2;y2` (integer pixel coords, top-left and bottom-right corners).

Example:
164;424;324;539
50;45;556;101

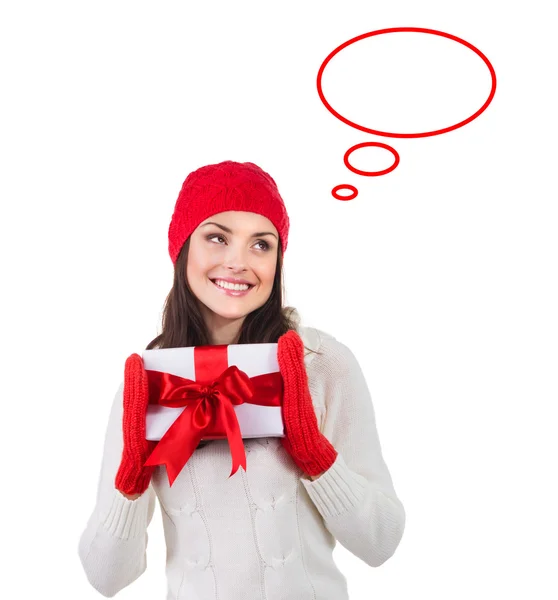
143;345;283;486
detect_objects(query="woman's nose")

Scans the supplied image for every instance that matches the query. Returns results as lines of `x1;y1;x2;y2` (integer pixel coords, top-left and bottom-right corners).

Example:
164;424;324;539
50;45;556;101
222;244;249;268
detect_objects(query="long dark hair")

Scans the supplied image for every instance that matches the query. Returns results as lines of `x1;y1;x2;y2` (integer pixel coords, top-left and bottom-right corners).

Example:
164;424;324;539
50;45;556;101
146;236;317;350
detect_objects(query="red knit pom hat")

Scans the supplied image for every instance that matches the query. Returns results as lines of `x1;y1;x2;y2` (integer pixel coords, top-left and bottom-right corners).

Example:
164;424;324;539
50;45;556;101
168;160;290;264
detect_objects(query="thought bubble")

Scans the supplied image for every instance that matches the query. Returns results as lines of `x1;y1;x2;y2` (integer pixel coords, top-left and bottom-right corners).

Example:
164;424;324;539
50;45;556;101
317;27;497;200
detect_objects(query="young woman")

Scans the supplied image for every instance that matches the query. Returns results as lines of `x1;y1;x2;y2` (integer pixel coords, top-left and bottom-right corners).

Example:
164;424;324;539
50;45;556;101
78;160;406;599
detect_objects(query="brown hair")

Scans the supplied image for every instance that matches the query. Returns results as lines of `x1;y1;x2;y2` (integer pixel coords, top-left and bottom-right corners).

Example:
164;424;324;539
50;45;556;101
146;236;320;352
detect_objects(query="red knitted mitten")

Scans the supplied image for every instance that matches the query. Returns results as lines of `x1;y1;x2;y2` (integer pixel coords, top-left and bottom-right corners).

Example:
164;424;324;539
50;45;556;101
115;353;158;495
277;330;338;476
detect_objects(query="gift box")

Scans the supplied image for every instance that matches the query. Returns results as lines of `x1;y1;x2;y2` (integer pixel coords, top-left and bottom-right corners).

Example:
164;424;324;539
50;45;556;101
142;343;284;485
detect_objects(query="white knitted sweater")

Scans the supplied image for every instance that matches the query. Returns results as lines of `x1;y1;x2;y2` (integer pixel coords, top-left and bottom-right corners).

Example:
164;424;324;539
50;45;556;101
78;316;406;599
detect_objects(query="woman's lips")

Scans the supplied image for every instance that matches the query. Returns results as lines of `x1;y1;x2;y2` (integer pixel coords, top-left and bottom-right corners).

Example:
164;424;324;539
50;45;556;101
210;279;254;297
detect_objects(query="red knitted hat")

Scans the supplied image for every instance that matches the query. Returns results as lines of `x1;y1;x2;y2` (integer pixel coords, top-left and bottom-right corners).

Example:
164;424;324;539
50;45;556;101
168;160;290;264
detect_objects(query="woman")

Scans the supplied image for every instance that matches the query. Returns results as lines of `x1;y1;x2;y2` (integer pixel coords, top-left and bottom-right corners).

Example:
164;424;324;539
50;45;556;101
78;160;406;599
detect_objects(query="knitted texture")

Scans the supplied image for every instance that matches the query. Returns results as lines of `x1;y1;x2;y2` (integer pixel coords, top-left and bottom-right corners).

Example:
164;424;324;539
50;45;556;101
168;160;290;264
79;319;407;598
277;329;338;476
115;354;158;495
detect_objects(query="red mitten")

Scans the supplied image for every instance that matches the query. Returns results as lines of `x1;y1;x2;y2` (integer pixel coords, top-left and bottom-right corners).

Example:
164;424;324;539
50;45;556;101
277;330;338;476
115;353;158;495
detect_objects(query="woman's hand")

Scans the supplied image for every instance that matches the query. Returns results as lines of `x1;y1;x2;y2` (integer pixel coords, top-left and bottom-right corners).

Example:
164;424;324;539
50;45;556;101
115;353;158;496
277;330;337;477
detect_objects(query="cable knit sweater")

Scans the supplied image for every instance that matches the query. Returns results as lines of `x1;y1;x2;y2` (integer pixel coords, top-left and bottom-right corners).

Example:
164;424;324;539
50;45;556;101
78;317;406;599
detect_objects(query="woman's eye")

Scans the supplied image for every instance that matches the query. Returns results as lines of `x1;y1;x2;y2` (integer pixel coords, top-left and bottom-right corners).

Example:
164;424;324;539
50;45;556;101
208;234;226;244
207;234;270;251
255;240;270;251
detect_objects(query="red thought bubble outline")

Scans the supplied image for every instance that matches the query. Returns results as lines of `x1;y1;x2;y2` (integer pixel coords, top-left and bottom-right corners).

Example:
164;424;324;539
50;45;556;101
317;27;497;138
332;142;400;200
345;142;400;175
332;184;358;201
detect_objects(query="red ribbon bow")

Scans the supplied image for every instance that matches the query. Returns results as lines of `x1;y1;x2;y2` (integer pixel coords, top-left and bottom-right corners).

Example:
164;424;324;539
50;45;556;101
143;345;282;486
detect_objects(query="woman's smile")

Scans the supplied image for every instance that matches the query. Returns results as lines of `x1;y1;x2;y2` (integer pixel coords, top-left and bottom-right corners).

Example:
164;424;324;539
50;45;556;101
210;278;255;297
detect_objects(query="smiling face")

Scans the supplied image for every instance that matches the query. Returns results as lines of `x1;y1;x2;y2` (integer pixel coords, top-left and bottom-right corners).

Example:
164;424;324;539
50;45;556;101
186;211;279;344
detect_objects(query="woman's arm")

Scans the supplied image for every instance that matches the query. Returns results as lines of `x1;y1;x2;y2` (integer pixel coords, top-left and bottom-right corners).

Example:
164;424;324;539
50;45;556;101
301;335;406;568
77;382;157;597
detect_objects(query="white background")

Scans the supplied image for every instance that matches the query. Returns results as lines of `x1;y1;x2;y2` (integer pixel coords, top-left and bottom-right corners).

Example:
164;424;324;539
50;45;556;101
1;0;557;598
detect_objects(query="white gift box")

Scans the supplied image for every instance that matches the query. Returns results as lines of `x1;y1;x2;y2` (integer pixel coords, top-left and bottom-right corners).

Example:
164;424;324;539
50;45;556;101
143;343;285;441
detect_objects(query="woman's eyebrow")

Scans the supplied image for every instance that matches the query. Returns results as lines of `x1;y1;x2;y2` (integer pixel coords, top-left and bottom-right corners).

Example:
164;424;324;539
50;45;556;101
200;221;278;239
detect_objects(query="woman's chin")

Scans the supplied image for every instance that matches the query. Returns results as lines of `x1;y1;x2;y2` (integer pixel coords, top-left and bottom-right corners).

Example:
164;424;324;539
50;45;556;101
215;312;245;321
207;305;250;321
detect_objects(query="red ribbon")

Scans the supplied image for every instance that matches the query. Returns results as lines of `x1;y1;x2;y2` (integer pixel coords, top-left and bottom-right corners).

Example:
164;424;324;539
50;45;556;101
143;345;283;486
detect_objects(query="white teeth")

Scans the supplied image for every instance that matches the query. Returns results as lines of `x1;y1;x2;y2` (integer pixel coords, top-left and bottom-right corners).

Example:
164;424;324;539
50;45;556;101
213;279;250;291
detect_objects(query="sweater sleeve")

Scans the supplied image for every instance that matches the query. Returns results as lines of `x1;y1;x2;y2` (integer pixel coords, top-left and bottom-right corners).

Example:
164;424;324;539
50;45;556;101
301;334;406;568
78;382;157;597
